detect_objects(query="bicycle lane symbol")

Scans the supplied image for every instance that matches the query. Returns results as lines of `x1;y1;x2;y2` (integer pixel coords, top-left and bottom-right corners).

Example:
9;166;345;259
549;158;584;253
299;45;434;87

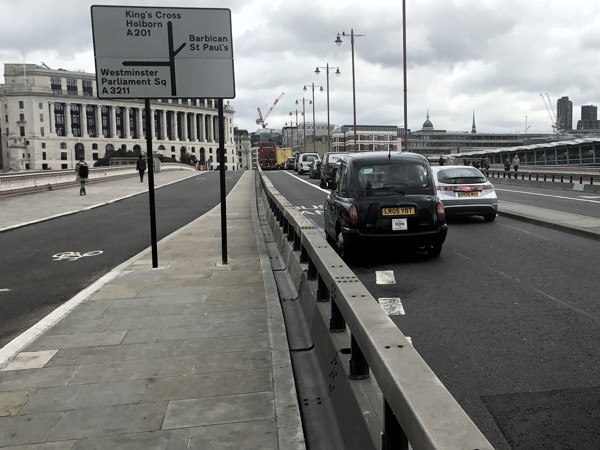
52;251;104;261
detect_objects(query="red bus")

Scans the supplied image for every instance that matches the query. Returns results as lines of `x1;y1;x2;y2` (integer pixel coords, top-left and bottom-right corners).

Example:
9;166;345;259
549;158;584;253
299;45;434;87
258;142;277;170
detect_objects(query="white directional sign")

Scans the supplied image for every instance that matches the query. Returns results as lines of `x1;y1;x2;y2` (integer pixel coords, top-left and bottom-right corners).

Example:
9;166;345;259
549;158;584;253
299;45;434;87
91;6;235;99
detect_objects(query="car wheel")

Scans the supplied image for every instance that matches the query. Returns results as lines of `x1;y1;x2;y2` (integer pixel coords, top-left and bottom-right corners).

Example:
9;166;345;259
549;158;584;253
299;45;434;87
483;213;496;222
336;229;354;261
426;243;442;258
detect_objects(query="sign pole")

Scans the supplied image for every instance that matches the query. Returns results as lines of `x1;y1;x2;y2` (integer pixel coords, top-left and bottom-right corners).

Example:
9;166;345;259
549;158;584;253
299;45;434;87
145;98;159;268
218;99;228;265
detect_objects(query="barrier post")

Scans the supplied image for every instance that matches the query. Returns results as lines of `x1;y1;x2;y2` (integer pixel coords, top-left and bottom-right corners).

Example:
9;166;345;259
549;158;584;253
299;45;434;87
349;334;369;379
382;399;409;450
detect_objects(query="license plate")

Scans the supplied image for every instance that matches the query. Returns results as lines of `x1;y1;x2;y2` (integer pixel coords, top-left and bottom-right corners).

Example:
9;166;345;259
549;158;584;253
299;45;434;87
382;207;415;216
392;218;408;231
459;192;479;198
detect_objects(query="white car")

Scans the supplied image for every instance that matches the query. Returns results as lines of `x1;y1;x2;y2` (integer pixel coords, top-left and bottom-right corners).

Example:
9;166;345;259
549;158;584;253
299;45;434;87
431;165;498;221
297;153;320;175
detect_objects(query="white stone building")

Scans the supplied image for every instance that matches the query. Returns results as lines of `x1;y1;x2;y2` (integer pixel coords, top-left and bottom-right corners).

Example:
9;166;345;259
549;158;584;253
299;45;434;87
0;63;237;171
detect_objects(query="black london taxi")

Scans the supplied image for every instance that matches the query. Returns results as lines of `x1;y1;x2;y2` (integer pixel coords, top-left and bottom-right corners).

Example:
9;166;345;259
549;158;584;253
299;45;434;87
323;152;448;259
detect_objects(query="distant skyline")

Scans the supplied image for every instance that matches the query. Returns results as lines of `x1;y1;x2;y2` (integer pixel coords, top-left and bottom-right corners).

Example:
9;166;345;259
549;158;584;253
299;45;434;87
2;0;600;135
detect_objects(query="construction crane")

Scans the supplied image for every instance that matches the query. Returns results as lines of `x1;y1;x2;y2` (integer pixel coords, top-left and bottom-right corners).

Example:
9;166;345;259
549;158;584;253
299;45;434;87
256;92;285;128
540;93;560;133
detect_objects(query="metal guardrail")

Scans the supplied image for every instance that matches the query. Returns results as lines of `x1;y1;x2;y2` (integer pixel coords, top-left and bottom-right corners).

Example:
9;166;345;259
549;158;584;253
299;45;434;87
485;168;597;185
257;170;493;450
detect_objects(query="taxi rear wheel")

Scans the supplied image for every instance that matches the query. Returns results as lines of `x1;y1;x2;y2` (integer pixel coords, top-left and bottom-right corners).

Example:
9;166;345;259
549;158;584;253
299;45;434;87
483;213;496;222
426;243;442;258
336;230;354;261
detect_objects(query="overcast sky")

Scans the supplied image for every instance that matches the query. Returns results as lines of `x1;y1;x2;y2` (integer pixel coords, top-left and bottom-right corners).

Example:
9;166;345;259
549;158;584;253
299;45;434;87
2;0;600;135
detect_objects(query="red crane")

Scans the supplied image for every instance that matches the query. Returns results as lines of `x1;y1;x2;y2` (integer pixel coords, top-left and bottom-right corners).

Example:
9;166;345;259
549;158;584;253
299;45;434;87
256;92;285;128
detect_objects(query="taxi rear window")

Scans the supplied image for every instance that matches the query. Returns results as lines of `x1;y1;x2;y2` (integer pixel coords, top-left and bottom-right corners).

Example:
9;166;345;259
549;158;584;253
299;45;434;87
356;163;431;194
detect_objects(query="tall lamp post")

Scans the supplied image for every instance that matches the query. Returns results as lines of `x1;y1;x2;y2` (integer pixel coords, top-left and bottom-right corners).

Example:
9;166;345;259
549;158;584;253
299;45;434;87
315;63;340;152
335;29;365;152
295;98;310;152
402;0;408;152
303;83;323;153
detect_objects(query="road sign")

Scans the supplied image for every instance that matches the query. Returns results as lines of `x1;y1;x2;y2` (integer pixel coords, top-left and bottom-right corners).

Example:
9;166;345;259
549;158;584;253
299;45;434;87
91;6;235;99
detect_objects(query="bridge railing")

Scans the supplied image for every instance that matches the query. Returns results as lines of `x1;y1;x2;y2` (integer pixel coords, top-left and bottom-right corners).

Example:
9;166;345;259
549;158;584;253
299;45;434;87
257;169;493;450
485;168;598;186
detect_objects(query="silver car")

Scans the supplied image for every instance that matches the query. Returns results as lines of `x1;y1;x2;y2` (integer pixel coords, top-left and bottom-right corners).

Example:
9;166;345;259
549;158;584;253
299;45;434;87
431;165;498;221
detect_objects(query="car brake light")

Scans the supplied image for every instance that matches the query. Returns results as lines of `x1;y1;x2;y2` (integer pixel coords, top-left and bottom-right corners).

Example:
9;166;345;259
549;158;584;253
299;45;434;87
437;186;454;191
349;204;359;225
436;202;445;222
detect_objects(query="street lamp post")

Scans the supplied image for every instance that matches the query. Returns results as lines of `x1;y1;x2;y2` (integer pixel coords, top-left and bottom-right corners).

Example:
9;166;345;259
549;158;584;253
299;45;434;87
335;29;365;152
295;98;310;152
315;63;340;152
303;83;323;153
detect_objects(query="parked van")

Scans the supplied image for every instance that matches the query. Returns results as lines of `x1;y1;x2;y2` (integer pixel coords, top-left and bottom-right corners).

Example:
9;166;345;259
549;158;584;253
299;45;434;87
297;153;320;175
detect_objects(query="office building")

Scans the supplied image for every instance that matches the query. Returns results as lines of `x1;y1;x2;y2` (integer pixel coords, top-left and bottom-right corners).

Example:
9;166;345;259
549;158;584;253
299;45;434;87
577;105;599;130
557;96;573;131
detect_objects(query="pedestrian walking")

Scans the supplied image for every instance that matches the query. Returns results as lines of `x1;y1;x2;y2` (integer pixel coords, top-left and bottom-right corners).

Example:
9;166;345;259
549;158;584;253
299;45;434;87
75;158;89;195
512;155;520;173
206;156;213;171
504;157;511;172
136;154;147;182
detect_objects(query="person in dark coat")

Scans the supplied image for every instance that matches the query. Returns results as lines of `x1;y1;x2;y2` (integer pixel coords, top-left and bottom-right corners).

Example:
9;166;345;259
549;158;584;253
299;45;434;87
75;158;89;195
136;155;147;182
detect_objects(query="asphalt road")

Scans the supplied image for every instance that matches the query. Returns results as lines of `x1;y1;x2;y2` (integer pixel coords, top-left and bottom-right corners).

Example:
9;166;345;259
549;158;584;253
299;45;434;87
265;169;600;450
0;171;242;348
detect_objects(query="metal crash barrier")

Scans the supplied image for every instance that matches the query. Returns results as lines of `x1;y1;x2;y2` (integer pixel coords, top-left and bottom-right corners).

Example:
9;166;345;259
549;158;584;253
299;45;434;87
257;170;493;450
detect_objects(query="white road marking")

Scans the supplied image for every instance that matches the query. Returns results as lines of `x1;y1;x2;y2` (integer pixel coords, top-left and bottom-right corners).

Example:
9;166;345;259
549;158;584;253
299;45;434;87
282;170;329;192
376;270;396;285
531;287;599;321
378;297;405;315
495;188;600;204
0;289;10;292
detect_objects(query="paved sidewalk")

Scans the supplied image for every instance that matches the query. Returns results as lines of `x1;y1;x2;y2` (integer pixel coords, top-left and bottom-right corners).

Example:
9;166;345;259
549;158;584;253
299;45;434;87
498;201;600;240
0;171;305;449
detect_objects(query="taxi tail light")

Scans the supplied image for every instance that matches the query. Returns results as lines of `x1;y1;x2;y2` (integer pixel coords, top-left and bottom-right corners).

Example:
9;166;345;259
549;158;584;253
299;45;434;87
436;202;446;222
349;204;359;225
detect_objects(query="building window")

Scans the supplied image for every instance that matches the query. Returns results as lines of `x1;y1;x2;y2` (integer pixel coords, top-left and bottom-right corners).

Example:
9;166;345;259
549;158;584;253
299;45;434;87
19;113;25;121
67;78;78;96
71;104;81;137
61;164;68;169
115;107;124;138
86;105;96;137
92;143;98;150
4;115;7;122
40;113;44;122
39;103;43;109
19;126;25;136
40;127;45;137
61;152;68;160
42;143;46;149
83;80;93;97
42;163;48;170
51;77;62;94
42;152;47;160
60;142;67;150
19;101;24;109
92;152;98;160
54;103;65;136
130;108;137;138
101;106;110;137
